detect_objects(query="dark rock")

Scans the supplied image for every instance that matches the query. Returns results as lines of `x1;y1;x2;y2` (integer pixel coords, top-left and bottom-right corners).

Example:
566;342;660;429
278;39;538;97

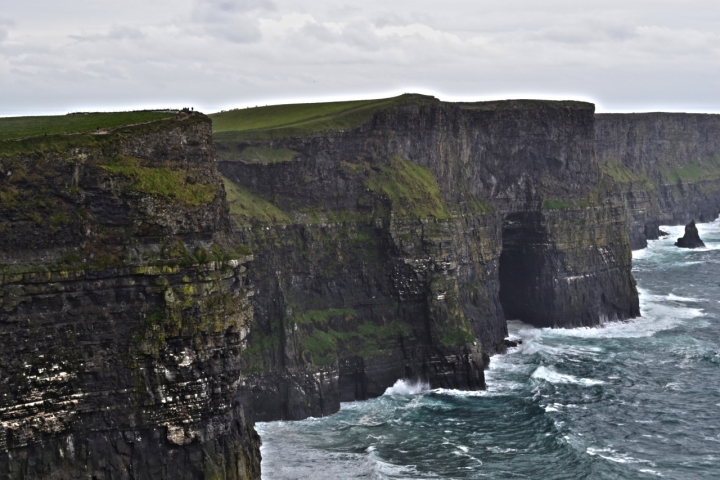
0;116;261;479
218;98;641;423
675;220;706;248
659;229;670;237
504;339;519;348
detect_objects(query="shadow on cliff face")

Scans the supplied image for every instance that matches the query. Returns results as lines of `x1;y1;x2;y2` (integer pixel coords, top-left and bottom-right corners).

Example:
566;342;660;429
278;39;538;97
499;212;549;326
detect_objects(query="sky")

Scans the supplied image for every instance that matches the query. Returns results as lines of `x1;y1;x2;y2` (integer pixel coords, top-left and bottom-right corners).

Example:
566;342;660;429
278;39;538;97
1;0;719;116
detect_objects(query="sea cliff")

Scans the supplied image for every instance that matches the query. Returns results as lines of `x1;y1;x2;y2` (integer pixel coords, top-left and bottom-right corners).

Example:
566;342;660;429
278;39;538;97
215;96;640;422
0;114;260;479
596;113;720;249
6;97;719;478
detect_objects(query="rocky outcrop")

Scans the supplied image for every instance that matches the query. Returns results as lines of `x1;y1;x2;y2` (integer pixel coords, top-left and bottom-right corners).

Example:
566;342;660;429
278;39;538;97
675;220;706;248
0;116;261;479
217;97;640;421
596;113;720;249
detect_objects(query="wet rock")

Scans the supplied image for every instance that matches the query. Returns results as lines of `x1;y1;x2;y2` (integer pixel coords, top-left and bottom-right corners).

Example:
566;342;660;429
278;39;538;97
675;220;706;248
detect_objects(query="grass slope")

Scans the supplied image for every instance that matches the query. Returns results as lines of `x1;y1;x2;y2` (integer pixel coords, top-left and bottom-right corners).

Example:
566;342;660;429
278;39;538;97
0;111;176;141
221;176;289;227
210;94;437;141
102;155;217;206
365;156;451;219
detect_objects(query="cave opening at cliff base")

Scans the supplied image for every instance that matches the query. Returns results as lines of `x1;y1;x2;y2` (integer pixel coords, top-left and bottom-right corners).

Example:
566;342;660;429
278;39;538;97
498;211;551;327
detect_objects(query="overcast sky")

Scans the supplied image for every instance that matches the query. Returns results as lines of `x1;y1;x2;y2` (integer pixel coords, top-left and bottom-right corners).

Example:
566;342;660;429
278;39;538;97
1;0;719;116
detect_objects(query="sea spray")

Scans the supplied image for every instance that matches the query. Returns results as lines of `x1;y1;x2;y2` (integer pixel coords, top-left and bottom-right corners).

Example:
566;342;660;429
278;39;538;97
383;379;430;396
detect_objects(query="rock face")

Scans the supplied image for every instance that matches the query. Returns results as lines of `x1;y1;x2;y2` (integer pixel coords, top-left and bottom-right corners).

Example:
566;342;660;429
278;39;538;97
216;97;640;421
0;116;261;479
596;113;720;249
675;220;706;248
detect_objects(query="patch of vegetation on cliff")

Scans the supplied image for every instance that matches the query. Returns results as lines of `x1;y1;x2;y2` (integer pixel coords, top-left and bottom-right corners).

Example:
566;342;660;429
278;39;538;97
300;320;412;365
211;94;437;141
601;161;654;189
467;194;493;213
660;155;720;183
0;111;176;141
222;176;290;227
541;199;573;210
101;155;216;205
294;308;356;325
133;282;251;358
365;156;451;219
235;146;298;164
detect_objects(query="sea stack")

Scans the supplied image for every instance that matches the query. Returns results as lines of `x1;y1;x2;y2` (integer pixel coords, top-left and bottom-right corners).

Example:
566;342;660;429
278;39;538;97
675;220;706;248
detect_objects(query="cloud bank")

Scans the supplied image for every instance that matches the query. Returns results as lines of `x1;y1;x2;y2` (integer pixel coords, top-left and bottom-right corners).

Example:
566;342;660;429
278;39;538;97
1;0;719;115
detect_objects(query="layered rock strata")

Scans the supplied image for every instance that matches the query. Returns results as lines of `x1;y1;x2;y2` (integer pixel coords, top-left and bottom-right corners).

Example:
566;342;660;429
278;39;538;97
596;113;720;249
217;97;640;420
0;116;260;479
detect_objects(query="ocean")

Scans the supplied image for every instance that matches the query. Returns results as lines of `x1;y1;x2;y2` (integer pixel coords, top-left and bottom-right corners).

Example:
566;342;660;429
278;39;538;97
257;219;720;479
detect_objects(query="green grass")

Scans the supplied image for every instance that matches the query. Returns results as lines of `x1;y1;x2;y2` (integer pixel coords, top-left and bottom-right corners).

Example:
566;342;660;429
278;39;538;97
102;155;216;205
365;156;451;219
660;155;720;183
300;319;411;365
541;199;573;210
294;308;356;325
210;94;437;141
235;146;298;164
0;110;176;141
601;161;653;187
0;113;207;157
221;176;290;227
467;194;493;213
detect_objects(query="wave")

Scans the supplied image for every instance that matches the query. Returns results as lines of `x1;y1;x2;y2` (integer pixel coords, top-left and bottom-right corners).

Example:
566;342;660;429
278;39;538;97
383;379;429;396
530;366;603;386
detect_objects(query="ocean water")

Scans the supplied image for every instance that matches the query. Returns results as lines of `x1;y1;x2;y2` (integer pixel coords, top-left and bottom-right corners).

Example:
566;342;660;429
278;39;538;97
257;220;720;479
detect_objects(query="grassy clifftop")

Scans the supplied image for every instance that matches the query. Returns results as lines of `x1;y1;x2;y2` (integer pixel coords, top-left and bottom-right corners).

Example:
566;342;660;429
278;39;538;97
210;94;437;141
0;111;205;157
0;110;176;141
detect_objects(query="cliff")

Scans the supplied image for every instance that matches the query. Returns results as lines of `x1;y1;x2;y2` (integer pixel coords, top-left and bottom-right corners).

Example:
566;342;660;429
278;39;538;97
11;98;709;477
596;113;720;249
0;114;261;479
214;96;640;421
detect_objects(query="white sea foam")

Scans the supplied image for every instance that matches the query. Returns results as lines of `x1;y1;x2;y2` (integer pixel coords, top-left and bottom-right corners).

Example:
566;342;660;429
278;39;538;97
383;379;429;396
667;293;705;302
537;288;704;340
530;366;603;386
587;447;656;466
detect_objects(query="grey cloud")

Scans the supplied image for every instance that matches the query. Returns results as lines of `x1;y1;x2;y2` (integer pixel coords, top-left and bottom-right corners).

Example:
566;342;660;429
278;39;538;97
70;26;145;43
0;17;15;43
300;22;340;44
529;19;637;45
189;0;275;43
